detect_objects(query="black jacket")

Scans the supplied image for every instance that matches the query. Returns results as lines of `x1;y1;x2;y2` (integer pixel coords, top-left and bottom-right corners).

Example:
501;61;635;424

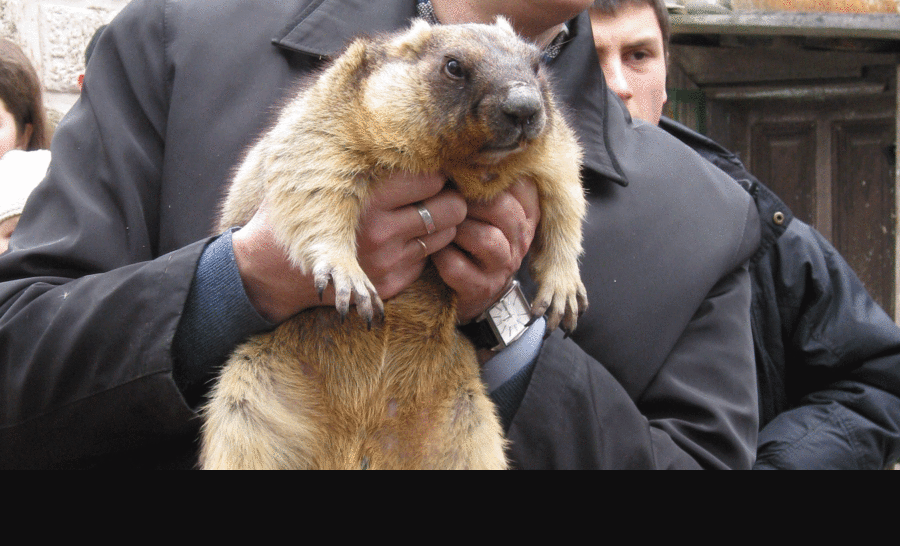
0;0;758;469
661;117;900;469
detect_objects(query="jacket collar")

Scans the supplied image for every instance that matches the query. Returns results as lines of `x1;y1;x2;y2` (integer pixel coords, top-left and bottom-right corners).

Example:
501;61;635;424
273;0;418;58
273;0;626;186
546;12;626;186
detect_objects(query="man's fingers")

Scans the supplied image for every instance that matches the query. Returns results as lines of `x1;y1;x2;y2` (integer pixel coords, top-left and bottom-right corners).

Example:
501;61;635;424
369;171;447;210
465;178;539;263
452;218;510;270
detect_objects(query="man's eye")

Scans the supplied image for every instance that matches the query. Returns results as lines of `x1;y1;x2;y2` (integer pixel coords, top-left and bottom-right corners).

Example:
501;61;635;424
629;51;649;62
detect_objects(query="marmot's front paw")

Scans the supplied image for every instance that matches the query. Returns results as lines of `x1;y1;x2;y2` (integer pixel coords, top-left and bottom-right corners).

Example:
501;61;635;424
313;260;385;327
531;279;588;336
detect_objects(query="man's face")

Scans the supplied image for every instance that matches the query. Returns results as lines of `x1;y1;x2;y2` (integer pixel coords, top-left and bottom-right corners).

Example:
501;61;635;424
590;4;668;124
441;0;593;42
515;0;594;41
501;0;594;22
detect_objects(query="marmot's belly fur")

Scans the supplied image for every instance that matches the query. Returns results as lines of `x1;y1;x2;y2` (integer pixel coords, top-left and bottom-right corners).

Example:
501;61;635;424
200;18;587;469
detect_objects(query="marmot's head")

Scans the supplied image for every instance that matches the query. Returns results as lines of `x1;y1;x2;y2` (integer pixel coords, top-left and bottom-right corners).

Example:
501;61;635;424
357;18;554;170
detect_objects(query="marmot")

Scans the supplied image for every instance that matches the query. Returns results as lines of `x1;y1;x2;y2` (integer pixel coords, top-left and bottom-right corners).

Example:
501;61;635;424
200;18;587;469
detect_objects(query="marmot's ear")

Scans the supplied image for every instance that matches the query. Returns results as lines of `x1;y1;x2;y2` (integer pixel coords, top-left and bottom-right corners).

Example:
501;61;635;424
340;38;371;71
388;18;433;58
493;16;517;37
408;17;432;33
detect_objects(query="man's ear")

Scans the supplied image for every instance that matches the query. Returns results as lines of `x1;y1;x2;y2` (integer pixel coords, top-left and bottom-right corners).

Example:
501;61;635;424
17;123;33;150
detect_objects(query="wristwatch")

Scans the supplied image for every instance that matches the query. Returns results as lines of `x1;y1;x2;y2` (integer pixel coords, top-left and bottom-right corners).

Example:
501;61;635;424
459;281;533;351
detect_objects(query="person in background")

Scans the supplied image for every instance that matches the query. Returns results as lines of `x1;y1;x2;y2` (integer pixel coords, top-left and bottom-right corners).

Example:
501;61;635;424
590;0;900;469
0;39;51;254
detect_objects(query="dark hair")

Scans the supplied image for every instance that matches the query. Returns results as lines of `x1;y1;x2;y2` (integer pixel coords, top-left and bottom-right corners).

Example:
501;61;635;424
591;0;671;59
0;39;50;150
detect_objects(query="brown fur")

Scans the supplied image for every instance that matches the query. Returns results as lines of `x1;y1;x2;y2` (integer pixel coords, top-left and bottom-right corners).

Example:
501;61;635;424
200;18;586;469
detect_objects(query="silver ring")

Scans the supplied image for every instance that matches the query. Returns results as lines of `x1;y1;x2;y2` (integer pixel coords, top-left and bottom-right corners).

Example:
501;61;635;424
415;237;428;254
416;203;437;235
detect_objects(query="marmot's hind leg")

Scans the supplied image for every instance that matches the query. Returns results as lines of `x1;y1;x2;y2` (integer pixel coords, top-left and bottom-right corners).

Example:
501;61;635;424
419;379;507;470
443;386;509;469
200;344;325;470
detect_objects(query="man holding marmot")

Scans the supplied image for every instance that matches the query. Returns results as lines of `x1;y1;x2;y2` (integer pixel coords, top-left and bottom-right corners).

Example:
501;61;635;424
0;0;759;469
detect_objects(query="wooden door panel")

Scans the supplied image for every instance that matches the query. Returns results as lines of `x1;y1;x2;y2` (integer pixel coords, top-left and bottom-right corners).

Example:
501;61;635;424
832;119;896;315
750;121;818;225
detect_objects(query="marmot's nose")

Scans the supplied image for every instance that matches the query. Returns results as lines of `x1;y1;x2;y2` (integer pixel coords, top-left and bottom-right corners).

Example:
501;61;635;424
502;84;542;126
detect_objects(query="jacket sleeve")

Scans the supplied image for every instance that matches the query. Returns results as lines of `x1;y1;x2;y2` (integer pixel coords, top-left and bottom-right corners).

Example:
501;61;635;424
754;220;900;469
506;262;758;470
0;0;205;468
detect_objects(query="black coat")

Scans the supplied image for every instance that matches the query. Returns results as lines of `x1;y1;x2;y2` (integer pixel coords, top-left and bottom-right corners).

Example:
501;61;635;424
661;117;900;469
0;0;759;469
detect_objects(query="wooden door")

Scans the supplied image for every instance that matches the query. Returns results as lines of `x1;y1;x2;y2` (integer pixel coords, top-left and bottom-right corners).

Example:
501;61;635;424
708;97;897;316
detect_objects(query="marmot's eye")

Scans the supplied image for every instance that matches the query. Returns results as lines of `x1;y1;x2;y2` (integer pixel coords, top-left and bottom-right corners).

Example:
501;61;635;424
445;58;465;79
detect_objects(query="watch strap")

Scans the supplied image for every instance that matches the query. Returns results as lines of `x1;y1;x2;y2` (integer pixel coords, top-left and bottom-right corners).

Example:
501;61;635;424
458;317;500;350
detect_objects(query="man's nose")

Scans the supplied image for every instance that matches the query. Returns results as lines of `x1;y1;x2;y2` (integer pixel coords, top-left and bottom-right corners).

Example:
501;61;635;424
603;61;632;102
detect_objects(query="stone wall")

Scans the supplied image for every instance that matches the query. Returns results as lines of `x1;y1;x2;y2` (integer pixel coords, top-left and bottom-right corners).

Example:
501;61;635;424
731;0;900;13
1;0;127;128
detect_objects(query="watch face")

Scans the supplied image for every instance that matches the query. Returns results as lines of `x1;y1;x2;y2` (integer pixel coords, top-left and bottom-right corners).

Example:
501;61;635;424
488;285;531;345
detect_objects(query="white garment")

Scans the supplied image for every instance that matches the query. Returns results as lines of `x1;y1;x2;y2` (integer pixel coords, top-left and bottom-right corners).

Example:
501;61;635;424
0;149;51;223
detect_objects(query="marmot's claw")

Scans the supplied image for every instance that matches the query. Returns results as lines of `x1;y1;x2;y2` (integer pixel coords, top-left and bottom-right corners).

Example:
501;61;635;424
577;291;589;317
357;293;384;328
533;282;588;336
560;310;577;338
544;308;563;334
373;295;385;322
358;298;385;330
530;299;549;321
335;283;351;318
314;275;329;301
560;289;588;335
315;261;382;325
313;263;335;301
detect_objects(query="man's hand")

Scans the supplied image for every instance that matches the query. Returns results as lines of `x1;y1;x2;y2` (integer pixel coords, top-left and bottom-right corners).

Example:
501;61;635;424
432;178;540;323
232;172;538;326
356;172;465;302
232;171;465;323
